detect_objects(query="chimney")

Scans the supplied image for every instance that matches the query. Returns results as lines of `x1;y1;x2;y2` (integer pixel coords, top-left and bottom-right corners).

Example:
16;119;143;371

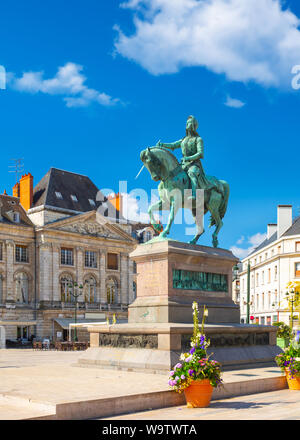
19;173;33;211
107;193;123;216
277;205;292;239
13;182;20;198
267;224;277;239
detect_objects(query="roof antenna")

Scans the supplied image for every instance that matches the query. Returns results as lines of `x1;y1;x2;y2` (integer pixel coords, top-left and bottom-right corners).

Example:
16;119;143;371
9;158;24;183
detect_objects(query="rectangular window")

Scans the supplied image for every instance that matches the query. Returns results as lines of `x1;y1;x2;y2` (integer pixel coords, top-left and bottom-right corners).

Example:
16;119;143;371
0;243;2;260
268;268;271;283
295;263;300;277
16;245;28;263
85;251;97;268
13;212;20;223
61;248;73;266
260;316;265;325
272;315;278;323
266;316;271;325
296;242;300;252
274;266;278;281
107;253;118;270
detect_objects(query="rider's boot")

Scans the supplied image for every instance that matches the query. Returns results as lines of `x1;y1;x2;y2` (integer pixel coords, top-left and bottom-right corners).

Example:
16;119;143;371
187;175;198;201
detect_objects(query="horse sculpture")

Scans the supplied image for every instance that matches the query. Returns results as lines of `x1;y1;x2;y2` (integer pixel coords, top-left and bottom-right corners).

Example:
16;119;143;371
140;146;229;248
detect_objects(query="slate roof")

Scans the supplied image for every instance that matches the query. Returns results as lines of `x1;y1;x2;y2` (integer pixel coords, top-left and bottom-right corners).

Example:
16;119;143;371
283;216;300;237
33;168;101;212
32;168;126;221
247;216;300;258
0;194;34;227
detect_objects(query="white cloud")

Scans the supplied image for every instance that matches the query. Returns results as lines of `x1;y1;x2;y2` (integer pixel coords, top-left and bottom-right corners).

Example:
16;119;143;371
236;235;245;245
115;0;300;88
9;62;121;108
224;95;245;108
230;232;267;259
121;192;150;223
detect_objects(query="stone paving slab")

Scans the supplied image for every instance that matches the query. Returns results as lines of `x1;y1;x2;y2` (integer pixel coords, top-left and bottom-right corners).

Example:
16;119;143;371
0;349;289;420
104;388;300;420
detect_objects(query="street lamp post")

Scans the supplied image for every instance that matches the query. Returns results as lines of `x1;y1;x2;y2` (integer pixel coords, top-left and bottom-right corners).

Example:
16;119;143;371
68;282;83;342
246;262;250;324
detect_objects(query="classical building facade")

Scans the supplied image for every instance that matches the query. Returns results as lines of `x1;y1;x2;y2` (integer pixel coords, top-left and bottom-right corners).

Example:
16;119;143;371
238;205;300;326
0;168;156;342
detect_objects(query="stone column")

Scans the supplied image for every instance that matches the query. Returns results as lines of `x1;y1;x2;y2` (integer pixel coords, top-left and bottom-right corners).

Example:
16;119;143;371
52;245;60;302
120;253;128;305
76;247;84;303
39;242;52;302
5;240;14;302
99;250;106;304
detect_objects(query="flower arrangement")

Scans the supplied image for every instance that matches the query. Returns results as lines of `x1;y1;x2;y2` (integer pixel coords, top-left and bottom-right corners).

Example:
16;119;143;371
275;339;300;380
168;302;223;393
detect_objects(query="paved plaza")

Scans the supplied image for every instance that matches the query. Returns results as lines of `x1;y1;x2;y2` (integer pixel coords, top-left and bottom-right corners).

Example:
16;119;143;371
104;388;300;420
0;348;296;420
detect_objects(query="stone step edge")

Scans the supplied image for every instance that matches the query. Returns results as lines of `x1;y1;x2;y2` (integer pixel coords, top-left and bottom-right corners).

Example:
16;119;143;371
27;374;288;420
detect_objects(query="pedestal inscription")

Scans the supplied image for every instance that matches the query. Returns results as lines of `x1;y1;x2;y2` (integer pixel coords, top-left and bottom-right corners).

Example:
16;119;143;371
173;269;228;292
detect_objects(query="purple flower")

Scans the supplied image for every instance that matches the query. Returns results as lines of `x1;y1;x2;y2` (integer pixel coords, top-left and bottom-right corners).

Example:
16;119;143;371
188;369;194;376
181;375;185;380
169;371;175;376
168;379;173;386
189;347;196;355
174;363;182;370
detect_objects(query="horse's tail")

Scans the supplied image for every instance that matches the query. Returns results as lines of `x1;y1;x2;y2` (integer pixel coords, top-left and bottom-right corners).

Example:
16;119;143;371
219;180;229;219
209;180;229;227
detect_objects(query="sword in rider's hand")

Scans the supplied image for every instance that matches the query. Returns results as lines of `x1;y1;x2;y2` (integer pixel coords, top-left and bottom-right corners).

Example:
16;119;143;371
135;164;145;180
135;142;159;180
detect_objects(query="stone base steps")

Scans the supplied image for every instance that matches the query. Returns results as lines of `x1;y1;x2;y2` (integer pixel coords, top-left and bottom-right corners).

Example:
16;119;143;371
8;368;287;420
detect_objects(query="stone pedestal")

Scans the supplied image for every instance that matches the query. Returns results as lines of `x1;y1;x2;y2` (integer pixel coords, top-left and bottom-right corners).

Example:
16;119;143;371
128;240;239;324
78;240;282;373
78;322;281;373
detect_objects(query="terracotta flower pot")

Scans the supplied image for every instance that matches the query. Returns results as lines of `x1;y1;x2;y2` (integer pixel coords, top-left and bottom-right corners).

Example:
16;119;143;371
184;379;213;408
285;369;300;390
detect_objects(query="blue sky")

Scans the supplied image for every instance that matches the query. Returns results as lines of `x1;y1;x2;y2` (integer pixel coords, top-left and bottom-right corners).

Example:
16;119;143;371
0;0;300;257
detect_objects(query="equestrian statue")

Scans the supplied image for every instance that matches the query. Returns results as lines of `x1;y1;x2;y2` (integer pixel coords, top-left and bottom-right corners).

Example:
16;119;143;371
140;116;229;248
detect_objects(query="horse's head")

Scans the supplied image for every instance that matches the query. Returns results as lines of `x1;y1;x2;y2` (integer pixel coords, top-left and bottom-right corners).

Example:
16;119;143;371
140;147;163;182
140;146;179;182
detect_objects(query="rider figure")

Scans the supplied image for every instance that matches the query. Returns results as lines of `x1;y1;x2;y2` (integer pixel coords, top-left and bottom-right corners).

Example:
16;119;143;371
157;115;213;200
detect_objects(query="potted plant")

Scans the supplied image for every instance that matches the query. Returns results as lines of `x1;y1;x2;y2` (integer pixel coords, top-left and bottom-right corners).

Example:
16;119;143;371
273;321;293;348
275;340;300;390
168;302;222;408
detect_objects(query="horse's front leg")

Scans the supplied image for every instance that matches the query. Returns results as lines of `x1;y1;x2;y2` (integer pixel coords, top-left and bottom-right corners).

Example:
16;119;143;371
160;196;180;238
148;199;163;232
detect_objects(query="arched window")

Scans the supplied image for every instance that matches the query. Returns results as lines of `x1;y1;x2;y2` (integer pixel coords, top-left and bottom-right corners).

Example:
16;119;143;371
0;274;3;303
144;230;153;242
15;272;29;303
84;276;96;303
106;278;118;304
133;281;137;299
60;275;73;302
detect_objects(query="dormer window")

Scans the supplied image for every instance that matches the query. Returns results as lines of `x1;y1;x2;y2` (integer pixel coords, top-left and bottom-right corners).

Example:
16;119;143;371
55;192;63;199
13;212;20;223
71;195;78;202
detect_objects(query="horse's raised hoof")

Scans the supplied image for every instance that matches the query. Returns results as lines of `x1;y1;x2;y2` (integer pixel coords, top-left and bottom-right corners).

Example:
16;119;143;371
212;238;218;248
159;230;169;238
